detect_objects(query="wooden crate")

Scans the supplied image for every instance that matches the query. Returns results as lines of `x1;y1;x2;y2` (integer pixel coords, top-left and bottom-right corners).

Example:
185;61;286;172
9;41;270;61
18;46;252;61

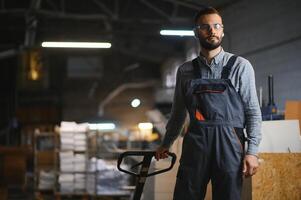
252;153;301;200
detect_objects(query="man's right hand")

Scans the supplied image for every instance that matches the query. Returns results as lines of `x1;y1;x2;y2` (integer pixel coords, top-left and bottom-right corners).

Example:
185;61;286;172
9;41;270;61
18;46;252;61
155;146;169;161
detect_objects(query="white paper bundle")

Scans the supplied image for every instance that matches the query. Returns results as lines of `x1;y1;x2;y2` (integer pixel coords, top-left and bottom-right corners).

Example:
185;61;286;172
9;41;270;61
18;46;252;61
60;163;74;172
38;170;55;190
60;183;74;193
59;151;74;160
74;173;86;190
61;144;74;150
60;132;74;138
86;174;96;194
59;174;74;182
60;121;77;132
74;134;86;140
60;137;74;144
74;154;85;161
74;140;86;146
75;181;85;190
74;163;86;172
60;151;74;172
88;157;97;172
74;145;86;151
76;123;89;132
75;173;85;180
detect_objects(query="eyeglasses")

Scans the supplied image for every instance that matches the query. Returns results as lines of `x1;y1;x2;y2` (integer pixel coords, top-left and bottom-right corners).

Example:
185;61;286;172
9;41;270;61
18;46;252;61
195;23;224;32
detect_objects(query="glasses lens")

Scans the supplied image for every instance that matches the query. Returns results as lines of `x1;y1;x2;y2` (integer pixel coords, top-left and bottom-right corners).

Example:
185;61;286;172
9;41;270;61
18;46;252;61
197;24;210;31
196;24;223;31
213;23;223;30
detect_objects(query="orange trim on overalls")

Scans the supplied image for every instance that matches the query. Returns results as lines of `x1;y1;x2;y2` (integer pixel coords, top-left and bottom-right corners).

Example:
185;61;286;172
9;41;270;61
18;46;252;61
195;109;205;121
200;90;224;93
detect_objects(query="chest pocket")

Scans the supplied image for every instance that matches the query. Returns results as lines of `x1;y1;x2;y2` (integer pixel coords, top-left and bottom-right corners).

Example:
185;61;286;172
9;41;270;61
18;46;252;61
193;83;227;94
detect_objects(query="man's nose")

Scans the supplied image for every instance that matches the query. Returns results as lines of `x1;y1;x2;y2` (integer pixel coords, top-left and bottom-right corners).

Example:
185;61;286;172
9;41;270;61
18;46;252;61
208;28;215;36
208;25;216;34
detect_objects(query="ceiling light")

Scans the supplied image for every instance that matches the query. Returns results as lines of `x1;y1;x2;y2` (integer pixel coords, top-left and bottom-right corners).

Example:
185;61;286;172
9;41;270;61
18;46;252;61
160;30;194;37
131;98;141;108
41;42;112;48
138;123;153;130
88;123;116;130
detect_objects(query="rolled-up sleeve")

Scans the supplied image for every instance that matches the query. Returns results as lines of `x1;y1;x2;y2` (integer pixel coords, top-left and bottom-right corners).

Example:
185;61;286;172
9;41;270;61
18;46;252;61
161;67;187;148
239;60;262;156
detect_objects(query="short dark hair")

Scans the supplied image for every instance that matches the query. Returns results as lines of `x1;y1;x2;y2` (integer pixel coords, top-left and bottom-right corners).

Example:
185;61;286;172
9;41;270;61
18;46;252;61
194;7;222;25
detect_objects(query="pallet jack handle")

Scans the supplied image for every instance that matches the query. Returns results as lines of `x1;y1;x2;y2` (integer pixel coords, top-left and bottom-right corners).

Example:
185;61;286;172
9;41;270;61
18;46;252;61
117;151;176;177
117;151;177;200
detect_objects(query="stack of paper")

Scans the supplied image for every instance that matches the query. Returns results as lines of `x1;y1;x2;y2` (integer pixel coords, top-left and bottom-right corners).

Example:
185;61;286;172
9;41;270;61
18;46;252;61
74;153;86;172
74;173;86;191
38;170;55;190
74;131;86;151
60;132;74;150
86;174;96;194
60;121;77;150
60;151;74;172
59;173;74;193
88;157;97;172
58;122;90;193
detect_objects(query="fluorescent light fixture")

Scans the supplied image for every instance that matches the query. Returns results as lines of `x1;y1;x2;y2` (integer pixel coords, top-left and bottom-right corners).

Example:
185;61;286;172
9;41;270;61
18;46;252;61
88;123;116;130
160;30;194;36
138;123;153;130
131;98;141;108
41;42;112;48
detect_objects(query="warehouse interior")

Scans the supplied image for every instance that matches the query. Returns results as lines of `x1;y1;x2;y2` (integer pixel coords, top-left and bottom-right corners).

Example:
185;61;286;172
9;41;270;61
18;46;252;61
0;0;301;199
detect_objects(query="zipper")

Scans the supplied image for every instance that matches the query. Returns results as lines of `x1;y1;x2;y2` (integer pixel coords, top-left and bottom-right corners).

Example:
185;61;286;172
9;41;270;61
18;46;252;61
232;128;243;152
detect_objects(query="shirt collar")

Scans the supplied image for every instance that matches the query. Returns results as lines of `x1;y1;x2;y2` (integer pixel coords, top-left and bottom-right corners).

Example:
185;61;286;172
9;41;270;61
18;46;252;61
199;48;225;66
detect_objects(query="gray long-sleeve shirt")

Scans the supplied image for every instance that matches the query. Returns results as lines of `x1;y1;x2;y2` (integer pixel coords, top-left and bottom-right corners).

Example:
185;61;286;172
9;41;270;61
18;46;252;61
162;49;262;156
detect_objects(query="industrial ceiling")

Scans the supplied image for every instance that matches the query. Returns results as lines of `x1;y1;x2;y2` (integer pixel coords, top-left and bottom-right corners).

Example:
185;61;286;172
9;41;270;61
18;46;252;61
0;0;239;126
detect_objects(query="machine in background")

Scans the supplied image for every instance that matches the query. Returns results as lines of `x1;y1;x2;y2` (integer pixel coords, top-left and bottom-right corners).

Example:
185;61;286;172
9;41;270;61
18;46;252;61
261;75;284;120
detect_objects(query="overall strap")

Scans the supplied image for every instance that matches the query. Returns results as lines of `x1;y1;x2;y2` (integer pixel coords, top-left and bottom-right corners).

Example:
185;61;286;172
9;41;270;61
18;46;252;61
192;58;202;79
221;55;237;79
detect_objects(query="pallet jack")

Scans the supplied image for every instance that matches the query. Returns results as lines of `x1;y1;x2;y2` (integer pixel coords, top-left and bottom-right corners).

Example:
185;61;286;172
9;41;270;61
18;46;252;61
117;151;177;200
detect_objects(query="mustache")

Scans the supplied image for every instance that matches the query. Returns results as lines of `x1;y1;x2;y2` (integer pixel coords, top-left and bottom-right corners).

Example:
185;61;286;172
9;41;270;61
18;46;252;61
207;35;219;39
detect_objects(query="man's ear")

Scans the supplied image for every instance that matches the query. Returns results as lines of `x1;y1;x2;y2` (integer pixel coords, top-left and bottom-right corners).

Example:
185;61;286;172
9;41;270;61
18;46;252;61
222;32;225;37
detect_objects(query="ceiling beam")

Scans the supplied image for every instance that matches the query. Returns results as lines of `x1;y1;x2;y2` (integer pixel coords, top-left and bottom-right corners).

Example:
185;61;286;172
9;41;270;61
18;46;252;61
91;0;116;18
44;0;59;11
140;0;171;20
24;0;41;47
114;0;119;19
162;0;203;10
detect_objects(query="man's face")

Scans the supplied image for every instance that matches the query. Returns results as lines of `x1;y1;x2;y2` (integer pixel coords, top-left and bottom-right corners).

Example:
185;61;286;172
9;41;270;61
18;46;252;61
195;14;224;50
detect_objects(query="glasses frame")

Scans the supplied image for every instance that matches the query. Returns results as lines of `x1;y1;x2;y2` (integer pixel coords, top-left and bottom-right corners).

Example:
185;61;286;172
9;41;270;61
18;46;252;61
195;23;224;32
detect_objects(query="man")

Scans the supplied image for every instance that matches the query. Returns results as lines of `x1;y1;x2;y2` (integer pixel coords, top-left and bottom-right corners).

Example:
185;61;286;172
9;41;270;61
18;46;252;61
155;6;262;200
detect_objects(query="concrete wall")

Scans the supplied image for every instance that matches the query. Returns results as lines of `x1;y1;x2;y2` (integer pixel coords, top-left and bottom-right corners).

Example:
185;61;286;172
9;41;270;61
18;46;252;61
221;0;301;111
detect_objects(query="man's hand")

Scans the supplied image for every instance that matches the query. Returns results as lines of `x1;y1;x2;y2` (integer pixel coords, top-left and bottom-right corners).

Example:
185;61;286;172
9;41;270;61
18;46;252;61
243;154;259;177
155;146;169;161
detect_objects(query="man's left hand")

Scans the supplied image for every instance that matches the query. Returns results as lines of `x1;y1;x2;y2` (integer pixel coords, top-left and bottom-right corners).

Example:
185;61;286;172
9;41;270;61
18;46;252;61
243;154;259;177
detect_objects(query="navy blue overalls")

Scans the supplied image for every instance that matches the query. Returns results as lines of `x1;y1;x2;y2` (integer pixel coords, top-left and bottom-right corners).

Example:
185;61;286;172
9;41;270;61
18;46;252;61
173;56;246;200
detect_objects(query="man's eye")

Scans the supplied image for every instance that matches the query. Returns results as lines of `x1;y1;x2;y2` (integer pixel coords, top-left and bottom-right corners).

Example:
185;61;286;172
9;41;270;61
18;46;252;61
214;24;222;29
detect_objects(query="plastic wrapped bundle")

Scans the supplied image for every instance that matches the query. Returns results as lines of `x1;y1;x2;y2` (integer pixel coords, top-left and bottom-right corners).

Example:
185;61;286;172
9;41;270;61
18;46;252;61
96;159;130;195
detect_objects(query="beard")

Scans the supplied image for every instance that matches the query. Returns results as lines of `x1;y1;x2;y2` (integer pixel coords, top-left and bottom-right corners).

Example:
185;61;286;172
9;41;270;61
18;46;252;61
198;35;222;50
